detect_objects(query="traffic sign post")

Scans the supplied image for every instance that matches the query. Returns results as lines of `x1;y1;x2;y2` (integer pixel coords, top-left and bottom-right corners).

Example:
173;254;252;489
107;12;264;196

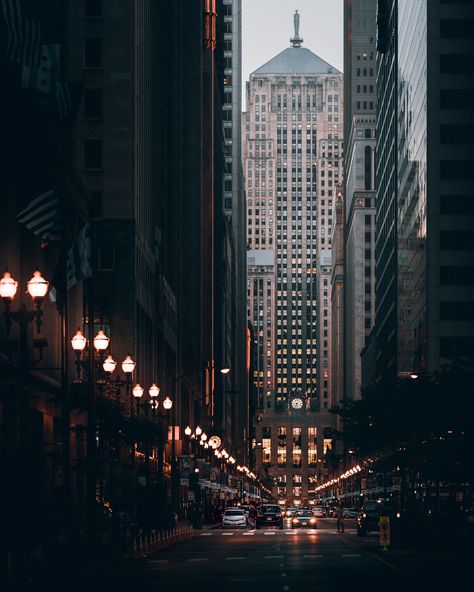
379;515;390;550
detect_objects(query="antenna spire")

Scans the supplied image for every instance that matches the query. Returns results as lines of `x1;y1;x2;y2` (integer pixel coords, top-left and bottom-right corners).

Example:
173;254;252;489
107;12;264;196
290;10;303;47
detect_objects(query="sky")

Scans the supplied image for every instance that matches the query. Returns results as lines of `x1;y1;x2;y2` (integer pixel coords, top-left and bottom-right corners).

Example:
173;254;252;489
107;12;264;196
242;0;343;107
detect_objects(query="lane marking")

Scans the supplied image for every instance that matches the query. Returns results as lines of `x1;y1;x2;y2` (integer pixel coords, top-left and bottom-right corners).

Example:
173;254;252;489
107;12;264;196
243;532;255;536
149;559;169;564
188;558;208;562
200;533;212;536
303;554;323;558
264;532;277;535
226;557;246;561
338;533;406;574
285;531;296;535
265;555;285;559
342;554;361;557
222;532;234;536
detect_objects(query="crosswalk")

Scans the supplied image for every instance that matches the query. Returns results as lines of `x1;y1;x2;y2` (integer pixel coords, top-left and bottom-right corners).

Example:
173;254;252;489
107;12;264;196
200;529;356;536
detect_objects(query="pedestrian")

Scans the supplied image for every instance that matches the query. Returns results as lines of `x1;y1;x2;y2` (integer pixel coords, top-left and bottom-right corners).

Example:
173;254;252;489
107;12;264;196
336;502;345;533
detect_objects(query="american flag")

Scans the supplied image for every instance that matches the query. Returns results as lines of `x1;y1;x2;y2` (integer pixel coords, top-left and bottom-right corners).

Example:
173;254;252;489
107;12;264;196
16;190;60;241
66;223;92;289
1;0;41;67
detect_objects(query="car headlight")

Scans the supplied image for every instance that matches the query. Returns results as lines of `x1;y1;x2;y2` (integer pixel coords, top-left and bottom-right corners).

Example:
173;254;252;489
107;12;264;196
292;518;299;523
310;518;316;523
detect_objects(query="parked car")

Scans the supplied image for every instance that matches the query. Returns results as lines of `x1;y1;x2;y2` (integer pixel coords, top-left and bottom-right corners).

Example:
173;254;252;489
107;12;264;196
313;507;326;518
256;504;284;529
344;507;359;519
222;508;247;529
357;501;395;536
285;506;297;518
292;510;317;528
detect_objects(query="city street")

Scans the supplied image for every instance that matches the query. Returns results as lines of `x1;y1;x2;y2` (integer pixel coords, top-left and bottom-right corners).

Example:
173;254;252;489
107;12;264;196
72;519;425;592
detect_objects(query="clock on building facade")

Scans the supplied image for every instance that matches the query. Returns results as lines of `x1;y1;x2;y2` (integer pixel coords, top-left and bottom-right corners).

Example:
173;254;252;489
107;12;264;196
291;396;304;410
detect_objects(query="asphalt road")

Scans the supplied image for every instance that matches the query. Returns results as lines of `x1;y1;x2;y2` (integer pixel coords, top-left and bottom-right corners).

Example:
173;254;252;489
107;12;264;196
70;518;429;592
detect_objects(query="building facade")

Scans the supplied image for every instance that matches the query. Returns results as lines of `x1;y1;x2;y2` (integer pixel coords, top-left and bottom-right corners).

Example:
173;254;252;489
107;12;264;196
343;0;377;400
245;13;343;503
374;0;398;383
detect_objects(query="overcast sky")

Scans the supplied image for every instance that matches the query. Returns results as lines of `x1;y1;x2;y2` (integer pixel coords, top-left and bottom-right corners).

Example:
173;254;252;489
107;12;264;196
242;0;343;107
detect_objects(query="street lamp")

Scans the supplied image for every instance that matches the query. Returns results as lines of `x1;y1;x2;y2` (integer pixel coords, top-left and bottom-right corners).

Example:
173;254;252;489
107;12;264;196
93;329;109;352
0;270;18;300
149;383;160;398
102;355;117;374
121;355;136;375
185;426;192;437
195;425;202;437
0;269;49;337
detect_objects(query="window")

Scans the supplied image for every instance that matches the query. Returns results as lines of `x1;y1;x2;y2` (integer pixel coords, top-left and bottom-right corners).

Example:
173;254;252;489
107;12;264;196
262;427;271;464
98;243;115;271
308;427;317;467
84;0;102;17
293;427;302;468
277;427;286;467
84;140;102;170
83;89;102;118
84;38;102;68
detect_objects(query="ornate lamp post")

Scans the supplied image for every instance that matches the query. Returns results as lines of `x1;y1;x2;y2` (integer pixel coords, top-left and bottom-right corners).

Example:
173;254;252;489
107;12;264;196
0;269;49;364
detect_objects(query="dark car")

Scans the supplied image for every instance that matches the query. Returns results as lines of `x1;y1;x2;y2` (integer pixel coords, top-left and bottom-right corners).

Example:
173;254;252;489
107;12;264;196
256;504;284;529
291;510;317;528
357;501;395;536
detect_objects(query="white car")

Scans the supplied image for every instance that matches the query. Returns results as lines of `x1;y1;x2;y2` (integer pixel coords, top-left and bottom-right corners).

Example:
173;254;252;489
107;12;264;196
313;507;325;518
222;508;247;528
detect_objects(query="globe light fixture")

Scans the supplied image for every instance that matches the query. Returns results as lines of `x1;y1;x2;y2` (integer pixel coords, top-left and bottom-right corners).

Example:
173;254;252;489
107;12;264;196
121;355;135;374
200;432;208;441
102;355;117;374
220;366;230;375
133;384;144;398
163;396;173;410
71;329;87;352
27;270;48;300
195;425;202;436
93;329;109;352
185;426;192;436
0;271;18;300
149;383;160;398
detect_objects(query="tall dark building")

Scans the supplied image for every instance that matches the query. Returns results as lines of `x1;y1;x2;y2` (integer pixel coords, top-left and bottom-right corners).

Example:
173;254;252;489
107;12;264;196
0;0;247;574
374;0;398;383
343;0;377;400
372;0;474;383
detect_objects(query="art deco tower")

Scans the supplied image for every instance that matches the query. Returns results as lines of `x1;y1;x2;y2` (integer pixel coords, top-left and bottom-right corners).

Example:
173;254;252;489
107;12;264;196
245;13;343;503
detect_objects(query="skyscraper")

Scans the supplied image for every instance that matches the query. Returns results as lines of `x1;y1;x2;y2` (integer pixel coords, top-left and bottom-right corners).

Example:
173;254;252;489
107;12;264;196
245;12;343;503
371;0;474;382
374;0;398;383
343;0;377;400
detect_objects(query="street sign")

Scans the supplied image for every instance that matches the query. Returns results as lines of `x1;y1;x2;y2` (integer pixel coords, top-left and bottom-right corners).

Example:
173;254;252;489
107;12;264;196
379;516;390;550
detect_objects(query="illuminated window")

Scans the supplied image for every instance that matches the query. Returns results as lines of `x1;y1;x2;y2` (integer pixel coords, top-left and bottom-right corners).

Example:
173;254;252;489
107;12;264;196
278;474;287;498
308;427;317;466
262;427;271;464
277;427;286;467
323;438;332;455
293;427;302;468
293;474;302;498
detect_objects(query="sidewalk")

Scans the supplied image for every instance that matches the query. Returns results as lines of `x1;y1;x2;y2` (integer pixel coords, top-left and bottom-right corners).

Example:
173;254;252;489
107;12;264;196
340;527;472;586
